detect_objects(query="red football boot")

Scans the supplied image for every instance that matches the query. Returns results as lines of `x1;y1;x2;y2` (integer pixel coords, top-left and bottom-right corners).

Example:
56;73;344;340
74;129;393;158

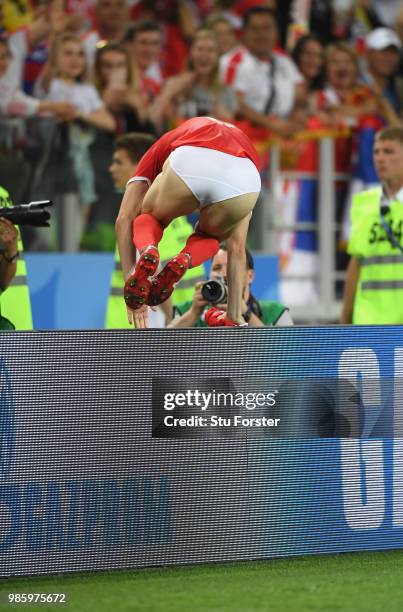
204;307;248;327
124;245;160;310
148;253;190;306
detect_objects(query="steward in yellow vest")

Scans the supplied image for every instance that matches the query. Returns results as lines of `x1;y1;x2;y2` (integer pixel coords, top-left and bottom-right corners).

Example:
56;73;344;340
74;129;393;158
341;127;403;325
0;186;33;330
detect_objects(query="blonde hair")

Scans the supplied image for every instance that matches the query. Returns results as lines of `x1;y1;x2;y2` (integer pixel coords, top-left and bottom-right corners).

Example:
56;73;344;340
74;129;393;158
188;29;221;92
48;33;87;81
325;42;359;76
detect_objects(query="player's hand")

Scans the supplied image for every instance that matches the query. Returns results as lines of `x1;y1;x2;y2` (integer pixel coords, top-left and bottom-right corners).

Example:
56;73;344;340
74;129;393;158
126;305;135;325
0;218;18;258
132;304;150;329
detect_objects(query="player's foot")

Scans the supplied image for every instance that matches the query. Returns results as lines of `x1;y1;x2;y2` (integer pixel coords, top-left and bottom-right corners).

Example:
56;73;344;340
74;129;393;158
204;307;248;327
124;245;159;310
148;252;190;306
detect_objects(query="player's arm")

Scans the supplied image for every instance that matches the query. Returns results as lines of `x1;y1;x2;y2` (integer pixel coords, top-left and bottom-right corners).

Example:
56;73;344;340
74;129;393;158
340;256;360;324
115;180;149;281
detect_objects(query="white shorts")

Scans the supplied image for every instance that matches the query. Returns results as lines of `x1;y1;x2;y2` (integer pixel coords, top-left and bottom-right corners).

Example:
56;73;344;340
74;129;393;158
168;146;261;209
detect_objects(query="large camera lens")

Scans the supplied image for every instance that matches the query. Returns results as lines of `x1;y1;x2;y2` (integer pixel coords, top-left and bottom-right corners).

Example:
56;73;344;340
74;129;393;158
201;280;228;304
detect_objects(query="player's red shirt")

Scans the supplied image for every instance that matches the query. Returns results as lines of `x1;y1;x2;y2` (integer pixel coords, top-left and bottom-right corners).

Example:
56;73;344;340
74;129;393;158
132;117;261;185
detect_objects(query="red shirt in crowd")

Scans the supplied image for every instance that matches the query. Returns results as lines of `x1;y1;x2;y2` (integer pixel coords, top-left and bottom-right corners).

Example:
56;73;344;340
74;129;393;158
131;116;261;185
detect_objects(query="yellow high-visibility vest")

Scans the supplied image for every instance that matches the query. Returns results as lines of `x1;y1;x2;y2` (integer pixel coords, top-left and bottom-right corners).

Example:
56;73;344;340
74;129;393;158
348;186;403;324
0;186;33;330
105;217;205;328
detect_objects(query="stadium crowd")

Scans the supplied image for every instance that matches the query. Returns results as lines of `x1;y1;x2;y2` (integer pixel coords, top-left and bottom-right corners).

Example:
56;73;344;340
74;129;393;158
2;0;403;322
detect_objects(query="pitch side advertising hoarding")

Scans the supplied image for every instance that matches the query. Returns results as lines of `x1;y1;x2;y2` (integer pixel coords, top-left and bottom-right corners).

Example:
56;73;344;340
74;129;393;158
0;327;402;575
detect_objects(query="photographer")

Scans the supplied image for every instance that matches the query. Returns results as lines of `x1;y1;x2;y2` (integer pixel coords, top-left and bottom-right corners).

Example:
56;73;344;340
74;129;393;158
169;245;293;328
0;213;19;330
0;185;33;330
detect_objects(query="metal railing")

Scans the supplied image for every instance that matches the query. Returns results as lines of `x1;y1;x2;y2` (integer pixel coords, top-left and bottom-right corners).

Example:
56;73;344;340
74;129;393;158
257;137;351;323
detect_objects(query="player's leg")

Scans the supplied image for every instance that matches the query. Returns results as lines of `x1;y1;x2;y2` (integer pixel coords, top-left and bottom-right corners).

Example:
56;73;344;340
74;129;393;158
198;192;258;238
124;161;199;311
225;214;252;324
201;193;259;326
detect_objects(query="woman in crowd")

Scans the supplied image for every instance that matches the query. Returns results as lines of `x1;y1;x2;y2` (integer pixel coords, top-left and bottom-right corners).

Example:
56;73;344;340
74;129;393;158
314;41;396;125
93;42;156;134
150;28;238;129
34;33;115;241
207;15;239;57
0;38;75;120
36;33;115;130
291;34;325;102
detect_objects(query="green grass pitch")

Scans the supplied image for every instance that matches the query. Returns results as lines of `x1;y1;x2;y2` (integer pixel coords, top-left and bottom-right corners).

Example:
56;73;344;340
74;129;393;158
1;551;403;611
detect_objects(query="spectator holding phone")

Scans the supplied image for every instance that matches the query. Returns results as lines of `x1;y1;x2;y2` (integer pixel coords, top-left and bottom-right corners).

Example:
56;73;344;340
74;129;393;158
93;42;155;133
150;29;238;129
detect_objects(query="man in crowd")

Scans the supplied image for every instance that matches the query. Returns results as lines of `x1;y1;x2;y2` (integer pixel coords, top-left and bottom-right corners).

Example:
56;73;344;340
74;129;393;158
220;6;303;137
82;0;130;69
341;126;403;324
125;20;164;96
169;244;292;328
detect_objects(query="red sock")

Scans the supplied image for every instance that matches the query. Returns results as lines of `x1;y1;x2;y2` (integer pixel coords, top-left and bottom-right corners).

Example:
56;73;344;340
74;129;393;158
180;232;219;268
133;214;164;251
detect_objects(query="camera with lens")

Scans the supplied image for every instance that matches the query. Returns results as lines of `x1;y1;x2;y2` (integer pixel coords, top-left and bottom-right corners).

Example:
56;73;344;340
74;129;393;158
0;201;53;227
201;278;228;304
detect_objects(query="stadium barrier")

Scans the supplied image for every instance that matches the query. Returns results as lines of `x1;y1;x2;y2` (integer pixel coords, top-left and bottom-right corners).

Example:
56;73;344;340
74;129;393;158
0;326;402;576
24;253;279;329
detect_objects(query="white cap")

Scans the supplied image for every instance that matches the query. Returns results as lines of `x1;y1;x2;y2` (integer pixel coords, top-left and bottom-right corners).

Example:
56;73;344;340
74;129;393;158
366;28;402;51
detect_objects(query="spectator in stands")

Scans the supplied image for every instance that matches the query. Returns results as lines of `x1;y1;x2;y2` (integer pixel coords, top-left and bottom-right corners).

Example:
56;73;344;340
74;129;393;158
207;15;239;56
361;28;403;117
22;0;84;96
128;1;198;77
125;20;164;98
35;33;115;237
169;244;292;327
219;6;304;137
4;2;65;92
82;0;130;69
150;29;238;127
93;42;155;133
291;33;325;96
36;33;115;131
206;0;278;33
315;42;394;126
0;38;76;119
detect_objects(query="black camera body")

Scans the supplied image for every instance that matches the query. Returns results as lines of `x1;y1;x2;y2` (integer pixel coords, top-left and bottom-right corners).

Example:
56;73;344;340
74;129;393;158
201;279;228;304
0;201;53;227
